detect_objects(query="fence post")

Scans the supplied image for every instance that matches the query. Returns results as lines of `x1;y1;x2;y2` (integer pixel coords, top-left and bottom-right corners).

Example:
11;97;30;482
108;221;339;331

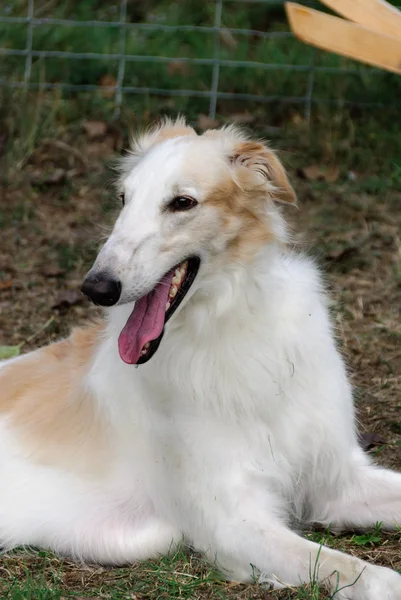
24;0;35;86
114;0;128;119
209;0;223;119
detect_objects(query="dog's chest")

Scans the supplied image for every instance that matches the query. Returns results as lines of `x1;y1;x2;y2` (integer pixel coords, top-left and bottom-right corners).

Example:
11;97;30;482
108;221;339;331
139;355;308;485
130;309;338;502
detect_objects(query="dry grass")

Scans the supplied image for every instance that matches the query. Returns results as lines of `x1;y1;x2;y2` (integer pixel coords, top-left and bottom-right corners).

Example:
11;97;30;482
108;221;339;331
0;122;400;599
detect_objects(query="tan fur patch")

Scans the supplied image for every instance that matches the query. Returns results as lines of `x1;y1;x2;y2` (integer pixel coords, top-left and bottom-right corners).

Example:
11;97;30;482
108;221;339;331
230;141;296;205
154;125;196;144
201;136;296;261
136;117;197;155
205;174;273;261
0;322;110;474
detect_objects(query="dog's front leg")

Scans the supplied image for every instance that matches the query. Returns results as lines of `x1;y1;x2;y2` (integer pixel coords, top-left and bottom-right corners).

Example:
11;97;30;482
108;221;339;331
310;450;401;531
193;501;401;599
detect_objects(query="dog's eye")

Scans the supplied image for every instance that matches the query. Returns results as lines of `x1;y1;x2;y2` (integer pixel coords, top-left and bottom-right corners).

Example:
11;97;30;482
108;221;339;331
119;193;125;207
168;196;198;212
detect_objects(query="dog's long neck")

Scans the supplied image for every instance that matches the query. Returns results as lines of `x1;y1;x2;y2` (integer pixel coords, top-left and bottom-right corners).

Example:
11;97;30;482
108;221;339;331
91;243;287;422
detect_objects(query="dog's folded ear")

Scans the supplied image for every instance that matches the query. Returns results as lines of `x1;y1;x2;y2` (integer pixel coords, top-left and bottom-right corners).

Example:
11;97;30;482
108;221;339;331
229;140;296;205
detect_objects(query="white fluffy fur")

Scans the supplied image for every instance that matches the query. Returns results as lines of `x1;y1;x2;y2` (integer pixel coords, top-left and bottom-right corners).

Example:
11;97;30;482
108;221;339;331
1;119;400;599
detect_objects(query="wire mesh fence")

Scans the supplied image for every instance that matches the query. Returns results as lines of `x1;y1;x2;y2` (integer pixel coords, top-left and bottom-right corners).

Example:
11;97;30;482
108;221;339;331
0;0;399;120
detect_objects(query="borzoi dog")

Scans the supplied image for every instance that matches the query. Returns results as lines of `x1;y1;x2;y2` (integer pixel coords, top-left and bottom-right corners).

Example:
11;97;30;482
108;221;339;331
1;118;401;599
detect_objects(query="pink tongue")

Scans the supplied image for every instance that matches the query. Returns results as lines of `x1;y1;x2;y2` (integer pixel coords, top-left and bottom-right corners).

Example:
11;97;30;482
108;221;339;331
118;270;174;364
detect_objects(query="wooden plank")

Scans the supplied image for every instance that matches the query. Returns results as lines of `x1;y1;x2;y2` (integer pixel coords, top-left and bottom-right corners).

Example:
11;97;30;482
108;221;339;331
320;0;401;39
285;3;401;74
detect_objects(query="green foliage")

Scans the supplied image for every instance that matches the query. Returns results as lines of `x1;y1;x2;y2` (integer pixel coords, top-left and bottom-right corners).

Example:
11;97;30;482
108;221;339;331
352;522;384;547
0;345;21;359
1;0;400;119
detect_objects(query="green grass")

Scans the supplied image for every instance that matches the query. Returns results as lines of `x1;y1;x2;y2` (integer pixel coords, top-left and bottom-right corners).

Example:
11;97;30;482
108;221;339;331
0;548;243;599
1;0;400;182
0;546;335;599
309;521;386;549
1;82;400;190
1;0;401;120
352;523;384;547
8;536;400;600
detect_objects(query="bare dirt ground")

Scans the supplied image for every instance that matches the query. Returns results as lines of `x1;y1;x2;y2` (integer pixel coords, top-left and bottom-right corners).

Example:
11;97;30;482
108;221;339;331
0;126;400;599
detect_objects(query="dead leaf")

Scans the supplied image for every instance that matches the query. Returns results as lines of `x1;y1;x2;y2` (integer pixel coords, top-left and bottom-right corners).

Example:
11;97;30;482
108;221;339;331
290;112;304;125
86;137;116;160
299;165;320;180
41;265;66;278
324;166;340;182
0;279;12;290
167;60;190;77
99;73;117;98
358;432;388;451
197;114;219;131
220;27;237;50
52;289;84;311
82;120;108;139
299;164;340;183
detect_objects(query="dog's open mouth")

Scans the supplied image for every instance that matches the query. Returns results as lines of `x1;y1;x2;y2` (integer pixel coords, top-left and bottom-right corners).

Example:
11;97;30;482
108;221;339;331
118;256;200;365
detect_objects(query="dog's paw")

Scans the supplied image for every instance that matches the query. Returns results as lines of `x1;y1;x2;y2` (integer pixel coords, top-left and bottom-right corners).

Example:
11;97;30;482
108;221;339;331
334;563;401;600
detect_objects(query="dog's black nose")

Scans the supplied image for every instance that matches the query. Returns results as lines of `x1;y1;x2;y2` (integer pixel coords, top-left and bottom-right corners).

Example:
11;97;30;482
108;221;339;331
81;272;122;306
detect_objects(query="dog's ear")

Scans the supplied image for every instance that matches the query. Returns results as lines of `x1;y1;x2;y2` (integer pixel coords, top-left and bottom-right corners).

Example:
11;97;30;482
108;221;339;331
229;141;296;204
134;116;197;154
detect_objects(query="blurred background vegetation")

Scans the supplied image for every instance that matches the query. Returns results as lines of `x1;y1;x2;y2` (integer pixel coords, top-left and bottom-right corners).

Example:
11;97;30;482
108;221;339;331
0;0;400;182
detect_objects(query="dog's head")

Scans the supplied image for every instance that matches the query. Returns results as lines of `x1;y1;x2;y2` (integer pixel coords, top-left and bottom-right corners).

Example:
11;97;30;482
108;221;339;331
82;117;296;365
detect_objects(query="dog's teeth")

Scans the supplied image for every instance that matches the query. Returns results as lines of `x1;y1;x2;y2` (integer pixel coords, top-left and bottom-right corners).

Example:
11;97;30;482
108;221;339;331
169;285;178;298
144;342;150;349
172;274;181;285
141;349;146;355
166;301;171;310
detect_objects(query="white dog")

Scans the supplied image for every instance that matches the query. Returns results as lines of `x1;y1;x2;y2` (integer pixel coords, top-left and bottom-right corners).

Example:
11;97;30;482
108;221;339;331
1;118;400;599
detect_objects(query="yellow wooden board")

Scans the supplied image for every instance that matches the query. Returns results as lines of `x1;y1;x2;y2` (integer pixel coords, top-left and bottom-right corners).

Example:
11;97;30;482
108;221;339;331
285;3;401;75
320;0;401;39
